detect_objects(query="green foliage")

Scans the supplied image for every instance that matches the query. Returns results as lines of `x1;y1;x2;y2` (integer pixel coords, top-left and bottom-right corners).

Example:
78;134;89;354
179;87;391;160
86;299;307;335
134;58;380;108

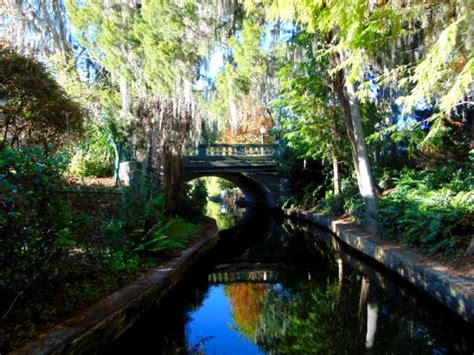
134;218;199;254
0;147;72;302
208;18;269;128
397;15;472;117
101;173;205;266
174;179;208;221
276;142;328;206
206;201;240;230
0;47;83;151
247;0;472;119
188;179;208;215
66;0;206;97
68;123;114;177
108;173;164;242
377;166;473;255
199;120;219;145
274;31;347;163
218;178;237;191
317;178;367;225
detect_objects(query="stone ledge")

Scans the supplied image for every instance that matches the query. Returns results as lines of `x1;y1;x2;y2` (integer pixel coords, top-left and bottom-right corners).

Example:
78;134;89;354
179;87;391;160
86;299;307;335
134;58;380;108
284;208;474;323
13;218;219;354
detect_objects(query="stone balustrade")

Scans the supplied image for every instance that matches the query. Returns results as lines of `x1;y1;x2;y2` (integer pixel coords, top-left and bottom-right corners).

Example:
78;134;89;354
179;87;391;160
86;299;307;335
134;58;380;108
191;143;279;157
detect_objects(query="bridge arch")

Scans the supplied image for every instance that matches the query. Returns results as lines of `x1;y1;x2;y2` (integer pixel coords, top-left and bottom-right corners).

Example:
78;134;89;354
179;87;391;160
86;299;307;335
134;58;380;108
184;172;277;208
184;143;282;209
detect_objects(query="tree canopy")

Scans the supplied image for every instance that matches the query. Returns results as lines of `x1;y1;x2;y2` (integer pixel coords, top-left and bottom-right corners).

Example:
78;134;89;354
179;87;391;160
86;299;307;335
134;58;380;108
0;0;472;243
0;46;83;151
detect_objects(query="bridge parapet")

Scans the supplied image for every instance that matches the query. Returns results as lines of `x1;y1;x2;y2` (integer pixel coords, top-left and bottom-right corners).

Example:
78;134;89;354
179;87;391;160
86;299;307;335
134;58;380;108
191;143;279;158
184;143;282;207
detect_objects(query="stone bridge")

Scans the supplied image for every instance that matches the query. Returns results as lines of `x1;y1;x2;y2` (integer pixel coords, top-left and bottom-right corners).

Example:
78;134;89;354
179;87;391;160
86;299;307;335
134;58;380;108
184;144;282;208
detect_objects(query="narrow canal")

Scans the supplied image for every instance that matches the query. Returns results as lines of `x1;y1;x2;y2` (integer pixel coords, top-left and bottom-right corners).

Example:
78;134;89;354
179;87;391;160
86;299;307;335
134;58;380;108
106;205;473;354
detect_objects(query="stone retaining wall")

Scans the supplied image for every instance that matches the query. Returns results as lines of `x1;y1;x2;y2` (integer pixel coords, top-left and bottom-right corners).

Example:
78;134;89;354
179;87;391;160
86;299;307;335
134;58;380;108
284;209;474;323
14;219;219;354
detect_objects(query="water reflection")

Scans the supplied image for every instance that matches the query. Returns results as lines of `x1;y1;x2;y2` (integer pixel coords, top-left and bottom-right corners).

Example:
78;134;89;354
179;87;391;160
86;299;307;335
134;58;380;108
107;216;473;354
186;285;263;354
201;177;246;231
225;284;267;340
205;200;244;231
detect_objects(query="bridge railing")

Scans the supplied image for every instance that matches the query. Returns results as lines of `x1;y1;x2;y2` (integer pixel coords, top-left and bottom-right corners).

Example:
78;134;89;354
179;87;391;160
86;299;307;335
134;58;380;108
191;143;279;157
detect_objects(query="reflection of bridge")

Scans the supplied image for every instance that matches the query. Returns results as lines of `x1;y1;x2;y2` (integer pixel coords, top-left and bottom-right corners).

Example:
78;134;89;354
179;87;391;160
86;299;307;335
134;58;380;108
184;144;283;208
208;268;280;284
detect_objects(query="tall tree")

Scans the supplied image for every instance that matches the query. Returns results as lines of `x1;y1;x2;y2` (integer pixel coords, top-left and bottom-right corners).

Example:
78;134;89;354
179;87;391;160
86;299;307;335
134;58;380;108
66;0;213;210
275;31;348;196
243;0;380;229
244;0;473;229
0;0;72;60
0;46;83;151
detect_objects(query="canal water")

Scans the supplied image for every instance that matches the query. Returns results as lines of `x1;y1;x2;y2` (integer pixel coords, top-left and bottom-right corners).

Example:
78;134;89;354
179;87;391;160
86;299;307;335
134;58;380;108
106;205;473;354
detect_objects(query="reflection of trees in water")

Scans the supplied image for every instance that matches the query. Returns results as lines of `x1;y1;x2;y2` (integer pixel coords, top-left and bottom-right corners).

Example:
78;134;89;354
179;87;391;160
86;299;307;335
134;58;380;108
206;202;239;230
206;200;244;230
225;284;268;340
252;271;449;354
255;276;362;354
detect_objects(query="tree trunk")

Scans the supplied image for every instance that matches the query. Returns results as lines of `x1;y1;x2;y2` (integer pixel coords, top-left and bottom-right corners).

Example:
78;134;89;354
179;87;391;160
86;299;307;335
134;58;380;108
161;142;173;212
332;154;341;195
345;80;378;231
119;76;131;121
466;237;474;256
365;302;379;350
330;55;378;231
161;141;184;213
358;276;370;315
111;138;120;186
337;258;344;283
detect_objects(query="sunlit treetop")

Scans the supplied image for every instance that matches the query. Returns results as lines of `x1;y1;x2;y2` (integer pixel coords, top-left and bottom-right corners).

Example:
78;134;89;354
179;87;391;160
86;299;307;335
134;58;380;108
0;46;83;151
65;0;213;99
243;0;473;118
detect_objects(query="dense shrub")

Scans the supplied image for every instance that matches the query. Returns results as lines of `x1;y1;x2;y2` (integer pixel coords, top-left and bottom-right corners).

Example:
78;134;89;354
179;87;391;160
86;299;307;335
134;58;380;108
0;147;73;306
0;47;83;151
315;178;366;225
68;124;114;177
285;159;473;257
188;179;209;217
1;150;208;350
134;218;199;253
173;179;208;221
101;173;205;267
100;172;164;268
377;166;473;255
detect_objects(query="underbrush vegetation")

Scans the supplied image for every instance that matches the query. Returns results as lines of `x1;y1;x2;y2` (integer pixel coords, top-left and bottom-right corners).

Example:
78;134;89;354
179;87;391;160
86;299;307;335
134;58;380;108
281;177;367;226
0;147;207;352
377;164;473;256
280;154;473;257
68;123;114;178
316;181;367;226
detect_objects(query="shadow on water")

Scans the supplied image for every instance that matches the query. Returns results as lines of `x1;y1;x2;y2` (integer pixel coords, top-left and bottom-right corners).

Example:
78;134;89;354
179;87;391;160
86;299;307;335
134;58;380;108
104;208;473;355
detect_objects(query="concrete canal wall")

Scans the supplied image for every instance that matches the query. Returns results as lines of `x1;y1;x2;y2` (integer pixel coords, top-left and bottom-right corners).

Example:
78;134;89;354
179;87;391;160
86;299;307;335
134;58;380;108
14;218;219;354
284;209;474;323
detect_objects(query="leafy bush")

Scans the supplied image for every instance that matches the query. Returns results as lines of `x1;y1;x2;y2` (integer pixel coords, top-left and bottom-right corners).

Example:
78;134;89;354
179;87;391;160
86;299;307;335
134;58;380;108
0;151;208;350
101;172;164;257
377;166;473;256
342;193;366;225
174;179;208;221
218;178;237;191
134;218;199;253
189;179;208;216
101;172;204;266
316;178;366;225
68;124;114;177
0;47;83;151
0;147;73;304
